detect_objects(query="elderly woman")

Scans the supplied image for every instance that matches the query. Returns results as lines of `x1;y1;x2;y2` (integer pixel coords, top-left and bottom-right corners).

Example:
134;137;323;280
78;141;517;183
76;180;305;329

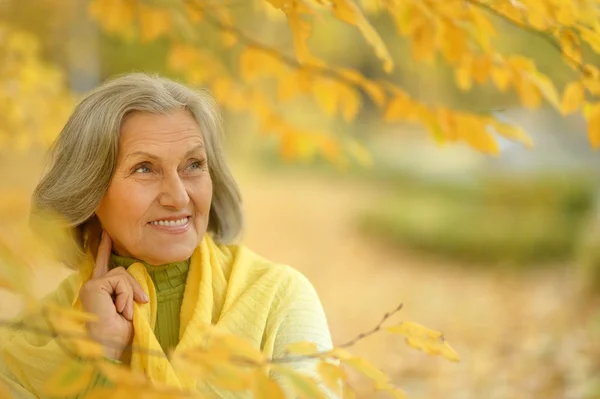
0;73;333;397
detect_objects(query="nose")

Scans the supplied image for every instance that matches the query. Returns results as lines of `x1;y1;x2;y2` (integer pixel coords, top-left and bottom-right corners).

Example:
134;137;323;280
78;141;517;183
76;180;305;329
158;172;189;210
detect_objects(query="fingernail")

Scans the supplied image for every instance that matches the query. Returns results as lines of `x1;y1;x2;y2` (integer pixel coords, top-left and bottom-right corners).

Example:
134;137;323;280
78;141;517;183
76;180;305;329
142;292;149;302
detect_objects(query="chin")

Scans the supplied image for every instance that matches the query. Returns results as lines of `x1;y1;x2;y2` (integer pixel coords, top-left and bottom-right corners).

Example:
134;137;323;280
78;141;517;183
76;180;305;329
143;245;195;265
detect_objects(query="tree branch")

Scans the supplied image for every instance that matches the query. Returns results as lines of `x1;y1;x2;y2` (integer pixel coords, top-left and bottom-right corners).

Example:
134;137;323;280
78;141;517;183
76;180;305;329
0;302;405;365
465;0;588;76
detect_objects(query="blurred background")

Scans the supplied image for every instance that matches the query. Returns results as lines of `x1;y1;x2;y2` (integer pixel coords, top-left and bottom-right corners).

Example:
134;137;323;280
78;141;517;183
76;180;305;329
1;1;600;398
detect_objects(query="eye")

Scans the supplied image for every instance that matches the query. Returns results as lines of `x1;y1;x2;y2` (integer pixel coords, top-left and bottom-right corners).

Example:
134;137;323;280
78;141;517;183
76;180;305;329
188;159;206;170
134;163;152;174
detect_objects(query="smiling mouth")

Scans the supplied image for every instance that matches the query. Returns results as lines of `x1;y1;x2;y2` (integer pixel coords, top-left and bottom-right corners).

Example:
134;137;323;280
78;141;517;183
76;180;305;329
149;216;190;227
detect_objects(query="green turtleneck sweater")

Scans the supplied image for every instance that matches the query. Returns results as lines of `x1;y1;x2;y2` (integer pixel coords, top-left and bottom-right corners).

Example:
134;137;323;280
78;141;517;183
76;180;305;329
74;255;190;397
110;254;190;353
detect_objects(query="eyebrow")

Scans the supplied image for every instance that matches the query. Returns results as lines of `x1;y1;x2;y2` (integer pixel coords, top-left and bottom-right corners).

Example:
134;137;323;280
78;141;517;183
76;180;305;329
125;143;205;162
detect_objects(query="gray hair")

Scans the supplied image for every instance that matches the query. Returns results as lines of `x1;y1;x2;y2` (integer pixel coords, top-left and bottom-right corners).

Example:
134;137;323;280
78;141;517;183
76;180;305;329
31;73;243;262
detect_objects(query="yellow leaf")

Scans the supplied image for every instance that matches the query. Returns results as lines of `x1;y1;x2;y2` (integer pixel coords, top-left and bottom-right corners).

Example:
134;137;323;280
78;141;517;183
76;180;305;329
45;306;104;359
515;77;542;109
361;81;386;107
559;30;582;66
317;361;346;395
184;3;203;23
211;333;266;364
45;303;98;323
490;121;533;149
580;26;600;53
387;321;460;362
313;78;338;117
470;8;496;51
0;381;12;399
384;93;417;122
96;360;148;386
455;58;473;91
527;71;561;111
439;21;467;65
252;369;286;399
272;365;327;399
457;114;499;155
138;5;172;42
380;384;407;399
585;80;600;96
585;102;600;150
328;347;353;360
331;0;393;72
288;10;313;63
491;67;512;92
411;23;436;63
561;81;585;115
43;360;95;396
339;84;361;121
286;341;319;356
88;0;136;36
342;357;389;389
239;47;287;82
167;44;201;71
472;55;491;84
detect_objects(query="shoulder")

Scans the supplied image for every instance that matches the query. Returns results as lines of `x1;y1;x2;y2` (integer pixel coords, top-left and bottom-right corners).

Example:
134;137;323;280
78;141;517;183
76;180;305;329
220;242;320;306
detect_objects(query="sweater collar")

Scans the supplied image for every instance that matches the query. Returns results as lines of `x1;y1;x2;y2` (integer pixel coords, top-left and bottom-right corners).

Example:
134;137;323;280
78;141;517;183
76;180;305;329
109;254;190;292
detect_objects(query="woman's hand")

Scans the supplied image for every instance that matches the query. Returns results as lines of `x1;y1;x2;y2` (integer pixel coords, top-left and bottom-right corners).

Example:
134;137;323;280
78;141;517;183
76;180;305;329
79;231;149;361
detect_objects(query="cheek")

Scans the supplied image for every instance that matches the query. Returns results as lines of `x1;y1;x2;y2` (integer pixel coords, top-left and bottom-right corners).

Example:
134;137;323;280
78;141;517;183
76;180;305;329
189;177;213;212
97;181;154;230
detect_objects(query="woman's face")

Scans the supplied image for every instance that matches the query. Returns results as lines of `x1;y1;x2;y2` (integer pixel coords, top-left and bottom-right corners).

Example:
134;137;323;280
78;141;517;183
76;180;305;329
95;109;212;265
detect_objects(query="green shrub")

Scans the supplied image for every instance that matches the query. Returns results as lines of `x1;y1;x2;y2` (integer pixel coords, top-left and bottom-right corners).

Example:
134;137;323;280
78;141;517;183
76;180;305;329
357;175;595;267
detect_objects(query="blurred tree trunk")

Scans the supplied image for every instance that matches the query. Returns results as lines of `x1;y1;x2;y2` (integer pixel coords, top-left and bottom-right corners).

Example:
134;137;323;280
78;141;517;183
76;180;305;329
65;0;100;93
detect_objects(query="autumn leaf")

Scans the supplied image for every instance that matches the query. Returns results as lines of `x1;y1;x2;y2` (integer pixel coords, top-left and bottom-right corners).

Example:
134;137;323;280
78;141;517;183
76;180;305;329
561;81;585;115
210;332;266;364
43;360;95;397
584;102;600;150
0;380;12;399
491;66;513;92
317;361;346;395
342;357;389;389
286;341;319;356
96;360;148;386
272;365;327;399
490;120;534;149
384;93;417;122
252;368;286;399
87;0;135;37
527;71;561;111
138;5;172;42
387;321;460;362
287;9;313;64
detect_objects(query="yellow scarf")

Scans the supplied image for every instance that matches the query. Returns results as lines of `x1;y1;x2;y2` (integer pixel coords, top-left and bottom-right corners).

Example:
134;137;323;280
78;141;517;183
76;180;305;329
0;234;317;397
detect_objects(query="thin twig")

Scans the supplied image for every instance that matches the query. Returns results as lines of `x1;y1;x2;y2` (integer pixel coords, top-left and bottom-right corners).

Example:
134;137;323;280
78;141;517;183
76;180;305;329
270;302;404;364
339;302;403;348
0;318;166;359
188;0;392;93
0;302;404;365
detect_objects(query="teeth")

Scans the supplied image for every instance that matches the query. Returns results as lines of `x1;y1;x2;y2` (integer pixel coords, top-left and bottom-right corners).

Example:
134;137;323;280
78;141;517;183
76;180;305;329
151;217;188;227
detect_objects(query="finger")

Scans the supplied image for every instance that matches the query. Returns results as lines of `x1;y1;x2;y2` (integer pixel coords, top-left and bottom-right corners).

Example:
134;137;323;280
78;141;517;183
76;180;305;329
111;277;134;321
110;267;149;303
92;230;112;279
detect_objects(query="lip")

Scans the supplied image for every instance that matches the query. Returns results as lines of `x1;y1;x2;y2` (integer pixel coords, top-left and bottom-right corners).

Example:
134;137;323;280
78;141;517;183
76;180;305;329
149;214;191;222
148;216;191;234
